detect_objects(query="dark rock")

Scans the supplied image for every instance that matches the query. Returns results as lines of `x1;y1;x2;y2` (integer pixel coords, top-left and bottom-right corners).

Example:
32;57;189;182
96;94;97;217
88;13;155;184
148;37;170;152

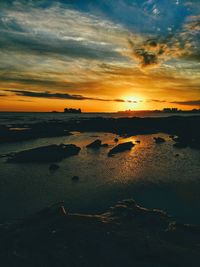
108;142;134;156
7;144;81;163
49;163;60;171
1;199;200;267
101;143;109;148
72;176;79;181
173;135;200;150
0;123;72;143
154;137;166;143
86;139;102;149
175;154;180;157
86;139;108;149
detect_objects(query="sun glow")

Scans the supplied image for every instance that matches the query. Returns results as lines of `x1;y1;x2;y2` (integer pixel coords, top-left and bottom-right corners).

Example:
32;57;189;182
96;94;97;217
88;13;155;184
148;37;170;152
123;95;145;110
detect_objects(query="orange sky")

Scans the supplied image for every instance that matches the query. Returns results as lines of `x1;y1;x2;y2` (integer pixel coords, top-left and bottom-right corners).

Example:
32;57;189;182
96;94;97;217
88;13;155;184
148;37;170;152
0;1;200;112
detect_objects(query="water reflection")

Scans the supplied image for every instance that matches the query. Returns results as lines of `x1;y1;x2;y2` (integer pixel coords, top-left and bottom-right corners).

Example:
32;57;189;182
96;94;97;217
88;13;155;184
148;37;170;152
0;132;200;223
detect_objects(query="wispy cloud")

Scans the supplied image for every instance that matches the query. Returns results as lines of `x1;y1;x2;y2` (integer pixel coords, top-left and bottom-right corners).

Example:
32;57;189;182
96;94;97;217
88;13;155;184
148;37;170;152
170;100;200;106
7;89;136;103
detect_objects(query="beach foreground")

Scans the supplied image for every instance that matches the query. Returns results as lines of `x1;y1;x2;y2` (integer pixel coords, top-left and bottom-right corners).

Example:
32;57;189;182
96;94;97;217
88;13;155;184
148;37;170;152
0;199;200;267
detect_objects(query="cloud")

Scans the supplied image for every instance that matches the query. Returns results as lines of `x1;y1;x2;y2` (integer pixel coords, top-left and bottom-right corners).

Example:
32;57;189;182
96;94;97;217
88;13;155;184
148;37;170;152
148;99;167;103
126;33;191;69
7;89;136;103
0;3;127;63
128;39;159;69
170;100;200;106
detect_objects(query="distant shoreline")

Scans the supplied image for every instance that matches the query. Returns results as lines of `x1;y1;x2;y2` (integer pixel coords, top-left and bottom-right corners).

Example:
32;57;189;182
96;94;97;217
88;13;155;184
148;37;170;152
0;110;200;114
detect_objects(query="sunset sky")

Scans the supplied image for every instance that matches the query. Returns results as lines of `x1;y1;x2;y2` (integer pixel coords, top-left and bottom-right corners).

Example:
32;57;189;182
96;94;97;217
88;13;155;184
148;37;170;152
0;0;200;112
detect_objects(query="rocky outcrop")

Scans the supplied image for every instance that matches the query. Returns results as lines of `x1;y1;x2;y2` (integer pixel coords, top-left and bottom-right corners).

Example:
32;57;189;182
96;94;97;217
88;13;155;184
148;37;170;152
0;199;199;267
108;142;134;156
86;139;108;149
7;144;81;163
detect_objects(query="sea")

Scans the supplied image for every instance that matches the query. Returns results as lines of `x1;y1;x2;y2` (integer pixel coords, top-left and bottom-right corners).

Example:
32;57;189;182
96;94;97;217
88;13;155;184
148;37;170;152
0;112;200;224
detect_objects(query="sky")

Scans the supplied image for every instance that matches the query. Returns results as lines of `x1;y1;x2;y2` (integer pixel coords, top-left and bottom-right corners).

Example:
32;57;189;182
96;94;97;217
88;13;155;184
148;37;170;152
0;0;200;112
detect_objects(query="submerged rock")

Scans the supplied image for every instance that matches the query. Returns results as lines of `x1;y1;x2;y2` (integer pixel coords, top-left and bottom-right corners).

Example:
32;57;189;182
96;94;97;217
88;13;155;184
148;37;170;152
108;142;134;156
154;137;166;143
7;144;81;163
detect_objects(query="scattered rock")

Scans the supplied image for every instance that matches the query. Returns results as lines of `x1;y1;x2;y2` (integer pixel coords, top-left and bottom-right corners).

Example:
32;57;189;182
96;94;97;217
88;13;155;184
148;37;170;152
86;139;102;149
108;142;134;156
101;143;109;148
7;144;81;163
173;136;200;150
86;139;108;149
154;137;166;143
49;163;60;171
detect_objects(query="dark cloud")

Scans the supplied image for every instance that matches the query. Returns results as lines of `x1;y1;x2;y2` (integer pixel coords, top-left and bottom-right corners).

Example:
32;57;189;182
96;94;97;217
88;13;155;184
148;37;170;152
170;100;200;106
149;99;200;106
148;99;167;103
128;39;159;68
7;89;136;103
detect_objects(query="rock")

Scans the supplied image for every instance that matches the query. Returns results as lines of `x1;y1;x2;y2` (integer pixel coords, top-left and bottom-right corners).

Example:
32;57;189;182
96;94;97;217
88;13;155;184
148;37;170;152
86;139;102;149
101;143;109;148
175;154;180;157
72;176;79;181
154;137;166;143
1;199;200;267
108;142;134;156
86;139;108;149
49;163;60;171
114;138;119;143
7;144;81;163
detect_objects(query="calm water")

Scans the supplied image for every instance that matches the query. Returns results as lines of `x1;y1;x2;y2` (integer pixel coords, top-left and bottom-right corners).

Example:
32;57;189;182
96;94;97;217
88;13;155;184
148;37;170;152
0;128;200;224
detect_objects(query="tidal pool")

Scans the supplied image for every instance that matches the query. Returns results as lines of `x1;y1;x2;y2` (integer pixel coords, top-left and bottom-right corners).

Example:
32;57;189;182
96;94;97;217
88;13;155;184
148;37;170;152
0;132;200;224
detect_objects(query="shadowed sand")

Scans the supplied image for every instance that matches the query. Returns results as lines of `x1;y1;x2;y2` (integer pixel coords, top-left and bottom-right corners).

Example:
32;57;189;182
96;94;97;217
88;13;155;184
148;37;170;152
0;199;199;267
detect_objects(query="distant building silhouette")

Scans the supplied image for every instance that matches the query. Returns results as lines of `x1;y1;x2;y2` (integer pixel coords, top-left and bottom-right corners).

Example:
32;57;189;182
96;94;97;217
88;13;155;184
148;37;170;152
64;108;82;114
163;108;178;113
